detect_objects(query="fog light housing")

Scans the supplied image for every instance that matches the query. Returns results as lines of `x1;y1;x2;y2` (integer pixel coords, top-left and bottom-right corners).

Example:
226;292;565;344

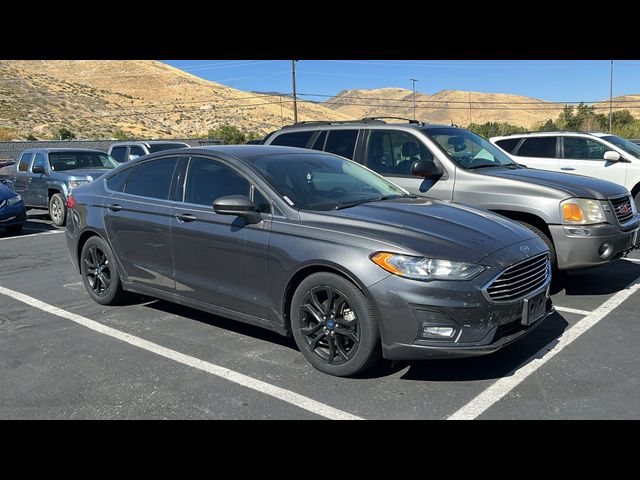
422;326;456;338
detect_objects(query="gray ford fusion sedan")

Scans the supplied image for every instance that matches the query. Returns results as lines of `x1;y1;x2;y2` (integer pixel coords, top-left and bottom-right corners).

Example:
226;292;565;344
65;145;553;376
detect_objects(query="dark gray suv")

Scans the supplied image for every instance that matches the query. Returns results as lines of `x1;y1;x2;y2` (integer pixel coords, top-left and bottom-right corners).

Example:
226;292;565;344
65;146;552;376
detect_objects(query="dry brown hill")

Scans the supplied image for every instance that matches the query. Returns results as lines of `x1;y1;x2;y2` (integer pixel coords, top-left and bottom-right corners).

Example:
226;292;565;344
594;94;640;118
0;60;351;139
324;88;567;128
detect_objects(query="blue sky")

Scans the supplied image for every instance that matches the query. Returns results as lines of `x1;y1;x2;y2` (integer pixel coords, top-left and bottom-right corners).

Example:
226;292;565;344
162;60;640;102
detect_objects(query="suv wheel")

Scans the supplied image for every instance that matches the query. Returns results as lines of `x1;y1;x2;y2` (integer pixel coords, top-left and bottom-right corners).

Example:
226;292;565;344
290;272;381;377
49;193;66;226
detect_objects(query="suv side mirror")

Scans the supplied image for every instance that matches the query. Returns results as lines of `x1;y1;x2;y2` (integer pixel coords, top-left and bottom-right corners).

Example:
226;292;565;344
32;165;46;174
603;151;621;162
213;195;262;224
411;159;443;177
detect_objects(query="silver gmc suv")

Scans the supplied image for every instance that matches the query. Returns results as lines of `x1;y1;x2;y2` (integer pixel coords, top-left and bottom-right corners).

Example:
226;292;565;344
262;118;640;272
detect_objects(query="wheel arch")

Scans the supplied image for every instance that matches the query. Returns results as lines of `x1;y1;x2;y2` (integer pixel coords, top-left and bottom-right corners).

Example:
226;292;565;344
490;209;553;240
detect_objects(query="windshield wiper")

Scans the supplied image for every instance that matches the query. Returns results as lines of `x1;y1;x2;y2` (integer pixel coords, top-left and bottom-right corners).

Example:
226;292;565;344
467;163;518;170
334;194;412;210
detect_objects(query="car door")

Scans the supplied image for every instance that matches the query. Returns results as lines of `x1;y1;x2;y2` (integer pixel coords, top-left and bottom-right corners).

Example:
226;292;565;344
511;136;559;171
171;155;271;320
559;136;627;186
29;153;48;207
13;153;33;202
103;156;180;294
363;129;454;200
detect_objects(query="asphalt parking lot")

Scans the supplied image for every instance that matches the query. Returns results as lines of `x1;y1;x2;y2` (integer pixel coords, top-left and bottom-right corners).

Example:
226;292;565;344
1;211;640;419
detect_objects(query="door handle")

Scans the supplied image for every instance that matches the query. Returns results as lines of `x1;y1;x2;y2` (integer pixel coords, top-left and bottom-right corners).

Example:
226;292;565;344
560;167;575;171
106;204;123;212
176;213;197;222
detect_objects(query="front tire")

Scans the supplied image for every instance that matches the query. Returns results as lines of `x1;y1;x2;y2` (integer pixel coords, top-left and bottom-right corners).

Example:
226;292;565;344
80;236;127;305
49;193;66;226
290;272;381;377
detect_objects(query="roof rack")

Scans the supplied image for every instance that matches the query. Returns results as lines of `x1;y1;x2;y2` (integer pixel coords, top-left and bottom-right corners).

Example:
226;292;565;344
504;130;598;136
281;117;425;130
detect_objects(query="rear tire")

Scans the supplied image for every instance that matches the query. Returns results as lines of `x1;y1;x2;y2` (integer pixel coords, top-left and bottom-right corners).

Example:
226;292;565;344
49;193;66;226
290;272;381;377
80;236;127;305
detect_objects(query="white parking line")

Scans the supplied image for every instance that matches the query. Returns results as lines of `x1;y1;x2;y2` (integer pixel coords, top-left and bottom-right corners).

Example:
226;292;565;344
553;306;591;316
448;275;640;420
0;285;362;420
0;230;63;241
624;258;640;264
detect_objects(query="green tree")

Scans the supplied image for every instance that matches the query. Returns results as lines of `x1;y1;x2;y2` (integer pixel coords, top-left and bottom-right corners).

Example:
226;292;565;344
112;130;131;141
25;133;38;141
55;127;76;140
467;122;526;138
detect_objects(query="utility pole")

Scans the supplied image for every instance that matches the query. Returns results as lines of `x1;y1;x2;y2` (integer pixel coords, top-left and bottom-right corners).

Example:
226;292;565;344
292;60;298;123
609;60;614;133
410;79;418;120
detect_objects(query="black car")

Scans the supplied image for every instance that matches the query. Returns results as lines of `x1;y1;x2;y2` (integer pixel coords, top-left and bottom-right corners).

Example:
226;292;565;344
65;145;553;376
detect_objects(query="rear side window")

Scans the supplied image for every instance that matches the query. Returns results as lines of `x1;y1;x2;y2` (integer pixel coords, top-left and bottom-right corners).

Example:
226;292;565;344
311;131;327;151
110;147;128;163
124;157;178;200
106;168;133;192
495;138;521;153
18;153;33;172
324;130;359;159
270;131;314;148
515;137;557;158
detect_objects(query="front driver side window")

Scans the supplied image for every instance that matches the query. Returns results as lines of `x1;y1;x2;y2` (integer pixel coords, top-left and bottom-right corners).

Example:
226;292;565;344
563;137;608;160
366;130;434;176
184;157;251;207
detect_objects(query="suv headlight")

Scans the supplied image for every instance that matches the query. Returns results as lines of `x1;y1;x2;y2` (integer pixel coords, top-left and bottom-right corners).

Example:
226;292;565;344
370;252;485;281
7;194;22;205
69;180;90;188
561;198;606;225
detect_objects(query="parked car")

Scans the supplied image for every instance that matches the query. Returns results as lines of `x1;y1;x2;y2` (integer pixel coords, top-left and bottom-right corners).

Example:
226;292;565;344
263;119;640;273
0;160;16;169
0;182;26;234
65;145;553;377
0;148;118;226
108;141;190;163
490;131;640;209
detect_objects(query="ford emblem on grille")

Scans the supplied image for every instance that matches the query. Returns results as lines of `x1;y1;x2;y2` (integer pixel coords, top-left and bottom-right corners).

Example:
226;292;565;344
520;245;530;254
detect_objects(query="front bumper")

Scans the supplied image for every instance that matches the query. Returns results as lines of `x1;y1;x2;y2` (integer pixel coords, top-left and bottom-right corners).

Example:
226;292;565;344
367;240;553;361
0;202;26;228
549;217;640;270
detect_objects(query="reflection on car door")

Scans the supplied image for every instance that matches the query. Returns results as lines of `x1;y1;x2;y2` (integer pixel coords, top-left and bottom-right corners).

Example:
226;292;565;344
171;156;271;320
103;156;179;293
559;136;627;186
363;129;454;200
29;153;48;208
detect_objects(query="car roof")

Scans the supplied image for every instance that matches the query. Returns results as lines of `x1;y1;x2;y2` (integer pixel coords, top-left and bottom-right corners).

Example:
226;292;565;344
491;131;613;141
272;118;454;133
21;148;107;154
110;140;190;145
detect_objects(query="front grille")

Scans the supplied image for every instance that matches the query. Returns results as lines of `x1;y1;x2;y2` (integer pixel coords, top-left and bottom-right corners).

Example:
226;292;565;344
0;200;5;209
610;195;634;225
486;253;549;302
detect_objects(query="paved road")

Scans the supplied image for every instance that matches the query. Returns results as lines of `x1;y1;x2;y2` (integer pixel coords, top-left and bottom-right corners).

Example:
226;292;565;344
1;212;639;419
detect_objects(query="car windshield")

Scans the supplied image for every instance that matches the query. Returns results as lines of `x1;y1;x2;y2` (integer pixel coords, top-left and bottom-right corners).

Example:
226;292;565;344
250;152;412;211
600;135;640;158
423;127;519;169
147;143;190;153
49;152;118;172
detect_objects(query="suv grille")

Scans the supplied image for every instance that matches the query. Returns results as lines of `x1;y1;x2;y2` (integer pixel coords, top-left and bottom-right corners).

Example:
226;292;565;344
610;195;634;225
486;253;549;302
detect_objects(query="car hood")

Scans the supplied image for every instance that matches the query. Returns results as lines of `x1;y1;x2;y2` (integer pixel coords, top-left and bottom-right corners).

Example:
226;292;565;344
0;182;18;201
57;168;113;180
304;197;540;263
478;167;628;199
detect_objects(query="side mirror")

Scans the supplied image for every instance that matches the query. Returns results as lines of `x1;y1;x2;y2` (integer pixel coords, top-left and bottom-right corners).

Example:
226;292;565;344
213;195;262;224
411;159;443;178
32;165;46;174
603;151;621;162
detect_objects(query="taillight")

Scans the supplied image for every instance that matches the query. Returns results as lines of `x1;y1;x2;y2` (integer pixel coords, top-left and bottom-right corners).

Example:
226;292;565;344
67;194;75;209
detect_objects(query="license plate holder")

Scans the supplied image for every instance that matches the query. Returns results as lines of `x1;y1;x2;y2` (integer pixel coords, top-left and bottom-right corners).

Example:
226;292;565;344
521;290;548;326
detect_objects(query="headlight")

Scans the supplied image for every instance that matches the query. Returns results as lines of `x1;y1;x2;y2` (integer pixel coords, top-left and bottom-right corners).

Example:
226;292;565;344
69;180;90;188
561;198;606;225
7;194;22;205
370;252;485;281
